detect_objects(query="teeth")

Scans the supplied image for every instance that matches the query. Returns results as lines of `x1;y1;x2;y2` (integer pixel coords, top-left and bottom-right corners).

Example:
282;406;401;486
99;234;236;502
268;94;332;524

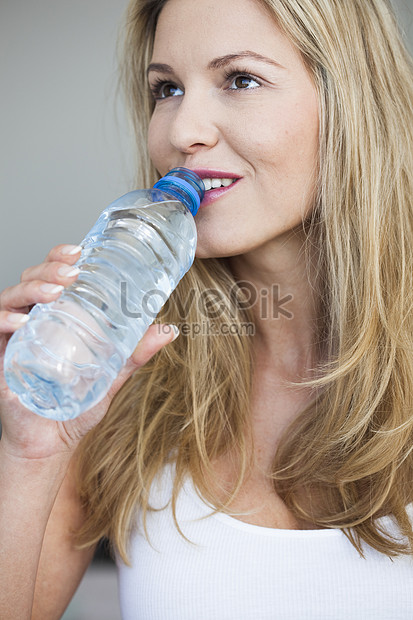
203;177;237;191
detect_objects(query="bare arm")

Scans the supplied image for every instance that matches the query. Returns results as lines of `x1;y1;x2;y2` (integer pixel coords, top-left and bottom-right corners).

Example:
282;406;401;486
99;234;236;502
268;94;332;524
0;243;178;619
0;447;95;620
31;453;96;620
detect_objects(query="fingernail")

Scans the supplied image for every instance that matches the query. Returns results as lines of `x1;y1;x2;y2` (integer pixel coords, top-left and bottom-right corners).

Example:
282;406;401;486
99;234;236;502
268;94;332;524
40;283;65;294
170;325;180;341
7;313;29;324
58;265;80;277
60;244;82;255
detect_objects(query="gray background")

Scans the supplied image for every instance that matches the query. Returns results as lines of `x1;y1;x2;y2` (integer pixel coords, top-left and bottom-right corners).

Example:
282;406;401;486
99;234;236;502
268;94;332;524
1;0;413;294
0;0;133;293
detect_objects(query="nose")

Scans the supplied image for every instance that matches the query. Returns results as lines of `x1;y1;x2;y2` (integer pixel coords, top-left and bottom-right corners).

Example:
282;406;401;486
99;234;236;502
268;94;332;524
168;89;219;154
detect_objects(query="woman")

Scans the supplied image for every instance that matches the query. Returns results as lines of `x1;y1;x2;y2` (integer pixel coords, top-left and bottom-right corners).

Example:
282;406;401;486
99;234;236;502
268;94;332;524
1;0;413;617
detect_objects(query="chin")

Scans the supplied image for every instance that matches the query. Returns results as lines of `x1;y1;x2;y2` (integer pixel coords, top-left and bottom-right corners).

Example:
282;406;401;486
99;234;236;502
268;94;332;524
195;248;244;261
195;249;224;260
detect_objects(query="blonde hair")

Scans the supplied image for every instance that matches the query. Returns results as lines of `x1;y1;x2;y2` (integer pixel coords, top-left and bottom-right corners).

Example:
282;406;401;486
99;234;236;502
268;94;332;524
76;0;413;563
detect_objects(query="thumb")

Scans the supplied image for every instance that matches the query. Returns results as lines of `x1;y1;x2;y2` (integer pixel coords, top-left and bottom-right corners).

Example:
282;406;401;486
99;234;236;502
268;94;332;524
107;323;179;396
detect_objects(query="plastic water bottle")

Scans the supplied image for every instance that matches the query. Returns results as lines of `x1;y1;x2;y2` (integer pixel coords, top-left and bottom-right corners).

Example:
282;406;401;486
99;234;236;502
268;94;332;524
4;168;204;421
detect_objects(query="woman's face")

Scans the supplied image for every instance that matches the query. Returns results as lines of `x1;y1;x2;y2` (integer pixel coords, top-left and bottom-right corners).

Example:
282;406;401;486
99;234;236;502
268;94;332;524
148;0;319;259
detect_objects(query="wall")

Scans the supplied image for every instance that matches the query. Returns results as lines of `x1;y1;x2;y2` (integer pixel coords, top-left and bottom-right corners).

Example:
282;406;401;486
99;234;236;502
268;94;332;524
0;0;132;292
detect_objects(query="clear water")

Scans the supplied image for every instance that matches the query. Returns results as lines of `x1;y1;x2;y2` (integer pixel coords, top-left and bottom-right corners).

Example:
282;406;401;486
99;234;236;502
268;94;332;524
4;191;197;420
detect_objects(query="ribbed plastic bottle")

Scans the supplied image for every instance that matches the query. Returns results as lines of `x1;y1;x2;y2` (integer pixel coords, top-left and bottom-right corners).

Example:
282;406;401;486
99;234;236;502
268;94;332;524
4;168;204;420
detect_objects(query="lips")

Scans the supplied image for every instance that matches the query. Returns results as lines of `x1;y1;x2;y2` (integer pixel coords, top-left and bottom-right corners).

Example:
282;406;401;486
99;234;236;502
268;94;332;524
190;169;242;206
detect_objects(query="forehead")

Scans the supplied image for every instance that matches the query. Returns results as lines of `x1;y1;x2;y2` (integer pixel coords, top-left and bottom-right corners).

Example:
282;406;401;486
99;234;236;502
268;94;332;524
152;0;303;71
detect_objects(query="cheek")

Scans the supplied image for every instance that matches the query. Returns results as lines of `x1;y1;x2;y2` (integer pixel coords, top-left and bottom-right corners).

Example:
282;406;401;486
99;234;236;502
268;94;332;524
147;122;158;161
253;100;319;188
147;116;168;173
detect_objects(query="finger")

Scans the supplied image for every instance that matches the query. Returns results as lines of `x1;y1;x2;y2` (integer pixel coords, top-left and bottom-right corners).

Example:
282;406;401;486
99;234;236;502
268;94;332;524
0;312;30;359
0;311;30;334
20;260;81;285
19;244;81;282
0;280;65;314
45;244;83;263
107;324;179;396
130;323;180;367
21;244;82;283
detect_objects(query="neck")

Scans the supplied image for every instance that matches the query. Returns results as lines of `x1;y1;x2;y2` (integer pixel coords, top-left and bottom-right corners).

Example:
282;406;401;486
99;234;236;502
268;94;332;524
227;229;321;382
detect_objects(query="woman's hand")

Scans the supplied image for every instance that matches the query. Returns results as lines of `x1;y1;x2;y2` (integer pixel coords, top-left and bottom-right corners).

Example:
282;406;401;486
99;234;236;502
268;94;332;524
0;244;178;462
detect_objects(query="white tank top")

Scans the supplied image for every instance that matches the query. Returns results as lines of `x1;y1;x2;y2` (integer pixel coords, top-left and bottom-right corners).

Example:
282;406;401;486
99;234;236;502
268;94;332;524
116;462;413;619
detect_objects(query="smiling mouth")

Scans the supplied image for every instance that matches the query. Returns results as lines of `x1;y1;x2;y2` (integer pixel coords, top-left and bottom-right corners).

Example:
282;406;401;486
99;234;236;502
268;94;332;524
202;177;238;191
198;176;241;206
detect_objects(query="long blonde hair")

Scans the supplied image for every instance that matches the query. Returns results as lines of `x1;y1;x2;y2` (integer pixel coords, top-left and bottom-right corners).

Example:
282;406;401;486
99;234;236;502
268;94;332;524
76;0;413;563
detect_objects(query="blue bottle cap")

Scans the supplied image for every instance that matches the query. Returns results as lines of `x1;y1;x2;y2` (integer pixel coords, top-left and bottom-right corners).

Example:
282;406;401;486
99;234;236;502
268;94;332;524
153;168;205;216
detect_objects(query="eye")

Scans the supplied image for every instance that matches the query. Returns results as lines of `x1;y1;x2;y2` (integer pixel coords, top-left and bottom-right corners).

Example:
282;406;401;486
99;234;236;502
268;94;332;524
150;79;184;100
226;72;261;91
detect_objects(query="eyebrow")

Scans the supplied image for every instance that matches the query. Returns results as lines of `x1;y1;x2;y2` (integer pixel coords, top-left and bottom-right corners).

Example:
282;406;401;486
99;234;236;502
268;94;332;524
146;50;286;77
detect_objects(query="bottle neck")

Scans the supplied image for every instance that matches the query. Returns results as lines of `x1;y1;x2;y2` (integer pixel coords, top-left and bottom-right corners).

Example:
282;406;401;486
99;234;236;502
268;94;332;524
153;174;202;216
